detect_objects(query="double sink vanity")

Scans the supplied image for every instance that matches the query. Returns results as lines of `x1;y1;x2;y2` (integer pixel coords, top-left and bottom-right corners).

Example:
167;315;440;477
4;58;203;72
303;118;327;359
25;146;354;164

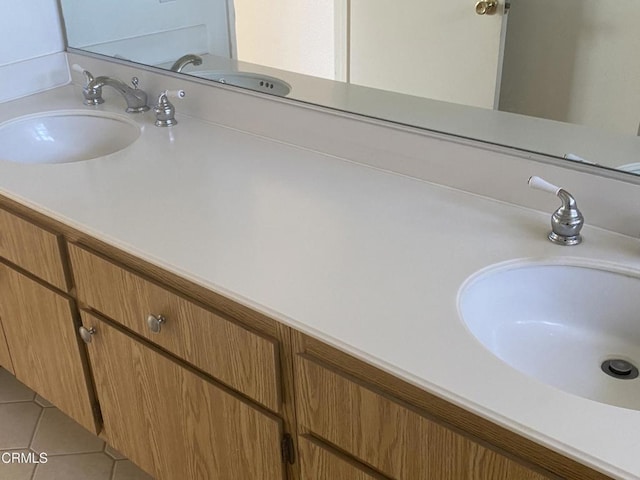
1;56;640;480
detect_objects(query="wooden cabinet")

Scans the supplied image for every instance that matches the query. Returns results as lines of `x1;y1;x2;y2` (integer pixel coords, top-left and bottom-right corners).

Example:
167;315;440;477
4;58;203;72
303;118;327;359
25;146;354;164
67;242;292;479
80;310;286;480
0;207;95;432
0;207;69;291
294;336;559;480
0;263;97;433
0;200;614;480
69;243;281;412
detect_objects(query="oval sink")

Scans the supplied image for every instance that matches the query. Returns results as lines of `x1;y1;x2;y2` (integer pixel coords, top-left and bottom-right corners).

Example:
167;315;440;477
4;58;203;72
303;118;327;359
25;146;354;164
190;71;291;97
0;110;141;164
458;260;640;410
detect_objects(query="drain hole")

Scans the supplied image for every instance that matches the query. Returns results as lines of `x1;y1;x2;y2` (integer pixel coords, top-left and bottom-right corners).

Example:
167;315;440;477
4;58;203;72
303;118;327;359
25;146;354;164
601;359;639;379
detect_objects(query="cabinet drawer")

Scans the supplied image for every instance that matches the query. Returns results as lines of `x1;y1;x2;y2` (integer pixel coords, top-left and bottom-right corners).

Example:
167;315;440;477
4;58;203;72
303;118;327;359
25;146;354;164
299;435;387;480
0;208;68;290
295;355;553;480
69;243;281;411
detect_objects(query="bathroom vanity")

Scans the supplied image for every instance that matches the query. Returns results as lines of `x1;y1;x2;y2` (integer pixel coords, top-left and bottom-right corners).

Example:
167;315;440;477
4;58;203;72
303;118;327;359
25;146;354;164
0;193;608;480
1;57;639;480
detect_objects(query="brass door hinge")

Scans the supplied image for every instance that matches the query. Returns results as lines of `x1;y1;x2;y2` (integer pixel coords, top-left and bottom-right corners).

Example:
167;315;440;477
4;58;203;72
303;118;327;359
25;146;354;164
281;434;295;465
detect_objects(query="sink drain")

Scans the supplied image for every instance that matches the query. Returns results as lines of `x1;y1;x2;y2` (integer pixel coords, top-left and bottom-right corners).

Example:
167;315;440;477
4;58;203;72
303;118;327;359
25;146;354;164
601;359;639;379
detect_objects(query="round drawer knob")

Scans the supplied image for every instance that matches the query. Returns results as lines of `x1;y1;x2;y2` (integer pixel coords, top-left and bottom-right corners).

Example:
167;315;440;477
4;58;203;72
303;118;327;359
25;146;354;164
78;326;96;344
146;314;166;334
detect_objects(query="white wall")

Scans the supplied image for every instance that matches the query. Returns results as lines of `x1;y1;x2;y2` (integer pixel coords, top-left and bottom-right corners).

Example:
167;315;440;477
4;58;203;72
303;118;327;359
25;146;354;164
499;0;640;136
60;0;231;65
0;0;69;102
232;0;337;80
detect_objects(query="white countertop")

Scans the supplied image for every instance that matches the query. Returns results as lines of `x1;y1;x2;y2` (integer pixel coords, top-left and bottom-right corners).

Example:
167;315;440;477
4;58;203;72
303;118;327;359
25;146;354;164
2;85;640;479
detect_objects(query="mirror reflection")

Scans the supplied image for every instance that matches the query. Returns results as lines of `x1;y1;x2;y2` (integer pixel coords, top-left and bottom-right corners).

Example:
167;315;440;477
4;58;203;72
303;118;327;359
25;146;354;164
59;0;640;175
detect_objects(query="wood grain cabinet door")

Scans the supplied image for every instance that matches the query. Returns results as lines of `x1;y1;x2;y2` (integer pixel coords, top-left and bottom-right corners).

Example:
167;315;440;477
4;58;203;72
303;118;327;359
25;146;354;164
80;311;286;480
295;354;555;480
0;263;97;433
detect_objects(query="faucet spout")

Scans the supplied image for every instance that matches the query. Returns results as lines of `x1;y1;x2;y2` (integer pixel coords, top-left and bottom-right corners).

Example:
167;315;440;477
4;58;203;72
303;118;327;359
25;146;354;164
551;188;584;244
170;54;203;72
84;76;149;113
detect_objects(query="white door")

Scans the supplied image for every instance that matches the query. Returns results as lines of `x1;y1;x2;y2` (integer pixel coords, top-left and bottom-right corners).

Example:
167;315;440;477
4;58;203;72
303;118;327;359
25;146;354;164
230;0;508;109
349;0;508;109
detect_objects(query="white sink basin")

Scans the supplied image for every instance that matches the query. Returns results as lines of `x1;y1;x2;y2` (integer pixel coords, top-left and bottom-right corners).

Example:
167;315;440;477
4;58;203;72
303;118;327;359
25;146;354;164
458;259;640;410
190;71;291;97
0;110;141;164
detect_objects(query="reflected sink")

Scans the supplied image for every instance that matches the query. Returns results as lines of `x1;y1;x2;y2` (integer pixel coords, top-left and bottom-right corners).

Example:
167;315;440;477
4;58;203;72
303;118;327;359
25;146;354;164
190;71;291;97
458;260;640;410
0;110;141;164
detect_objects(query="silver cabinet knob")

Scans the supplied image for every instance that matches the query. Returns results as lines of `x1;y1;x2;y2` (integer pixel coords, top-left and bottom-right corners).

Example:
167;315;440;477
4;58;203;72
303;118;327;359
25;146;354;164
475;0;498;14
79;326;96;344
146;314;166;334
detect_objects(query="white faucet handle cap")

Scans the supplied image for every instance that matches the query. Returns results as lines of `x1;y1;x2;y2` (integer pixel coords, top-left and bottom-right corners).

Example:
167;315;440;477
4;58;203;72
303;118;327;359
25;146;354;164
71;64;86;73
164;89;185;99
528;176;561;195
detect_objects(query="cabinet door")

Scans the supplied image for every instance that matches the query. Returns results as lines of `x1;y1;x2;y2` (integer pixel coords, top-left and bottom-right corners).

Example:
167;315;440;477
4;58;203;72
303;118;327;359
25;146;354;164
296;354;554;480
81;311;285;480
0;263;97;432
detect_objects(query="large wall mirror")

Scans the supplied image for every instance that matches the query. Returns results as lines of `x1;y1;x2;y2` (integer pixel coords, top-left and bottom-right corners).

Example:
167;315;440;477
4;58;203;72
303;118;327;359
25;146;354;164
59;0;640;176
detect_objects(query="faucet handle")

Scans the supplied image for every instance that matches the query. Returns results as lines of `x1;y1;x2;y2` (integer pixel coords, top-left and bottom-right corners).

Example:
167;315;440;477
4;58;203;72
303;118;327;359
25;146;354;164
73;65;105;106
72;64;95;86
154;89;185;127
528;176;561;195
131;77;140;89
528;176;584;246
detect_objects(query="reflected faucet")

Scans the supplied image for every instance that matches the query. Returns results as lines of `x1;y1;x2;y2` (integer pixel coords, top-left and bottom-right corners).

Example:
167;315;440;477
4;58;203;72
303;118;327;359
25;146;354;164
83;76;149;113
170;54;203;72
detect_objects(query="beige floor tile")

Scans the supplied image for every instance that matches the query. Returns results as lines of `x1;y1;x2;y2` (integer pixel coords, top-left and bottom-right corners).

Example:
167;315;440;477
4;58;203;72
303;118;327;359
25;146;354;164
30;408;104;455
0;369;35;404
0;449;38;480
0;369;153;479
112;459;154;480
0;402;42;449
32;452;114;480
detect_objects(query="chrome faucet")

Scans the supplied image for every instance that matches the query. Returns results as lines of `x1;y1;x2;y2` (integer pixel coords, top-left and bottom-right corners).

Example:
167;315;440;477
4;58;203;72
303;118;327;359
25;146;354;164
170;54;203;72
528;176;584;245
82;75;149;113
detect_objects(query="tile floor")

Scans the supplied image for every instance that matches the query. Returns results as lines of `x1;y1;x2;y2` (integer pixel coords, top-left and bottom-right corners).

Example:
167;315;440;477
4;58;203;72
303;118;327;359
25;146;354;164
0;368;153;480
